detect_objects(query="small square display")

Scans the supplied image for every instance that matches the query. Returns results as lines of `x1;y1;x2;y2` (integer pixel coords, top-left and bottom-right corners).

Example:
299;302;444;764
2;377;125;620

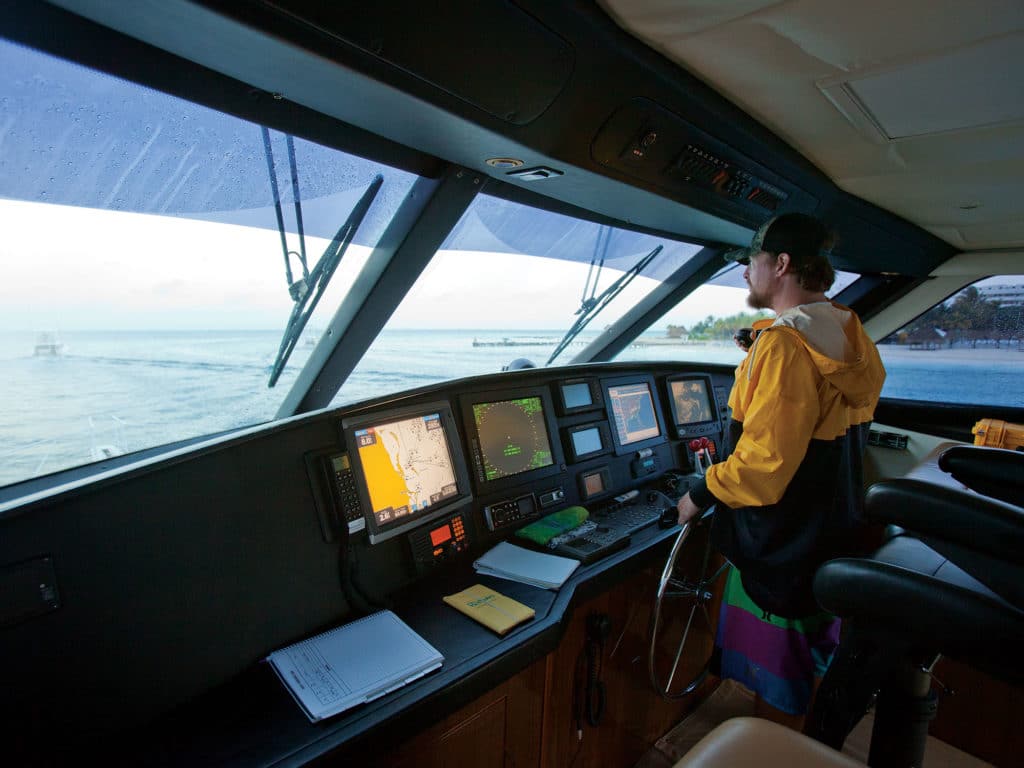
561;382;593;410
571;426;603;456
582;471;605;496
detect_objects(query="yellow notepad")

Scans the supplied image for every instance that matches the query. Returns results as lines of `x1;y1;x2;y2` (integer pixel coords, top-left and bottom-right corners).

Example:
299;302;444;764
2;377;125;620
443;584;536;635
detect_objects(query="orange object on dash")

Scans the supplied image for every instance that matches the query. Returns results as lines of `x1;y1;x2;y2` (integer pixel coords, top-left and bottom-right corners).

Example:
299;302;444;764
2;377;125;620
972;418;1024;450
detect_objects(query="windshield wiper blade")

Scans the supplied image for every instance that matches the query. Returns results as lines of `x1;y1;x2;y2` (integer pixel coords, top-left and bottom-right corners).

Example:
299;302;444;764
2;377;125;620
268;174;384;387
545;243;663;366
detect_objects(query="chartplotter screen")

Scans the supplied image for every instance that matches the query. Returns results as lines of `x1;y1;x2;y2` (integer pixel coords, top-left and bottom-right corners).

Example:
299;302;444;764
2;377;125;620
354;411;460;527
607;382;660;446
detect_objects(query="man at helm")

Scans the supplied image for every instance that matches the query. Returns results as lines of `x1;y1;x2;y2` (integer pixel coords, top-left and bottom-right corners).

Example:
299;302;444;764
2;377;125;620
677;213;886;728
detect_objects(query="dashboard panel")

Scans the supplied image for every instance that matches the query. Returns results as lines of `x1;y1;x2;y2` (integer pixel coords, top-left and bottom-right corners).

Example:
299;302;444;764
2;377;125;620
314;363;733;582
1;361;735;764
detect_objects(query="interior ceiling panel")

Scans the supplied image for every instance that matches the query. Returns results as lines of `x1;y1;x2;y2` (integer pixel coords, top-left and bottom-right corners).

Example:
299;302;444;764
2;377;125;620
599;0;1024;251
833;34;1024;139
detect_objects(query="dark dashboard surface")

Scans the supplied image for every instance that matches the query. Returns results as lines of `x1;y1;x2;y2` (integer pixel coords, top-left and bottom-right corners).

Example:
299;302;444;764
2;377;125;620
1;361;734;766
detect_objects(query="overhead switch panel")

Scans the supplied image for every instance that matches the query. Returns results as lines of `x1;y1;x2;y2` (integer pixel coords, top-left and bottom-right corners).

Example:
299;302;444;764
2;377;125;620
592;98;815;225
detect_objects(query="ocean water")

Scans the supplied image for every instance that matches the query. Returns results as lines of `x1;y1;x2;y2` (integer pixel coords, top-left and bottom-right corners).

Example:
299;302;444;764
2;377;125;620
876;346;1023;404
0;330;296;488
0;329;1020;489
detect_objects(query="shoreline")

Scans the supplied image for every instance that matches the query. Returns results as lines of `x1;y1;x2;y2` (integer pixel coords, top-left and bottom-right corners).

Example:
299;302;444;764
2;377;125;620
632;337;1023;360
878;344;1022;363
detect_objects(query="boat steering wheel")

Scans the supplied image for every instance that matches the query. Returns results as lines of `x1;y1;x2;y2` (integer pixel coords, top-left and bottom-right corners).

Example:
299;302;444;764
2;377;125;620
648;506;729;699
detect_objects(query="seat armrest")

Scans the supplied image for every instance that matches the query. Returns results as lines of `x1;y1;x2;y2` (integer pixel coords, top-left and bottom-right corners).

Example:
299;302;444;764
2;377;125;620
864;478;1024;563
938;445;1024;506
865;479;1024;607
814;553;1024;685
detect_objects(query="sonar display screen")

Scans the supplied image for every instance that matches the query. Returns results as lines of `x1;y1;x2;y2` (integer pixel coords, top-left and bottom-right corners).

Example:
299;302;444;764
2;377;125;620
608;382;661;446
670;379;714;425
472;396;554;481
353;412;459;527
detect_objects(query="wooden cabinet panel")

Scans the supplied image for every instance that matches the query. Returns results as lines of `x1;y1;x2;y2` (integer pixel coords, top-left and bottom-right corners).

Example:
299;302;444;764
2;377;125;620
375;536;723;768
370;530;1023;768
376;656;546;768
928;657;1024;767
540;562;718;768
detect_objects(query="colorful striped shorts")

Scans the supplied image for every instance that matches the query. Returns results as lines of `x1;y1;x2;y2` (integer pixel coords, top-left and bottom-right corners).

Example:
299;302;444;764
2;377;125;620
714;567;841;715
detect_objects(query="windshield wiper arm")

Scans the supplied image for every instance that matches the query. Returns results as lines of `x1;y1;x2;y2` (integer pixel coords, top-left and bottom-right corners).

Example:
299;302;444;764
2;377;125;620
545;243;663;366
268;174;384;387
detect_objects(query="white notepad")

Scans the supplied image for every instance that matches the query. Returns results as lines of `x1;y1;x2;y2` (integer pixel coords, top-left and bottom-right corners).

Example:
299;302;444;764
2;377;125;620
473;541;580;590
266;610;443;723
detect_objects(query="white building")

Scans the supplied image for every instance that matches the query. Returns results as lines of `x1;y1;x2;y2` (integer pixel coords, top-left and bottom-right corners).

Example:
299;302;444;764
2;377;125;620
977;283;1024;308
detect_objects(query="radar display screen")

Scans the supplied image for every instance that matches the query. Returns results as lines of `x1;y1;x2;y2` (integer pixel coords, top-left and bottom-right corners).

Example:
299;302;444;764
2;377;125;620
354;412;459;527
472;396;554;481
608;382;661;446
670;378;714;426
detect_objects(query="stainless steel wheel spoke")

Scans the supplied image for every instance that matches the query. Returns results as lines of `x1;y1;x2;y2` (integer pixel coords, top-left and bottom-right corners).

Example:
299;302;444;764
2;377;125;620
666;601;700;691
648;510;730;700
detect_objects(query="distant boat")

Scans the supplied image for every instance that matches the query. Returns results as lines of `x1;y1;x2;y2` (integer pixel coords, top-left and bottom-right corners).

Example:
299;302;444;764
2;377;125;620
33;331;66;356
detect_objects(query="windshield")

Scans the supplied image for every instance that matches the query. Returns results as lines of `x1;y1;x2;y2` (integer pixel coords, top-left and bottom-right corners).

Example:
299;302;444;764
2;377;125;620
0;38;418;488
331;193;704;407
612;261;860;365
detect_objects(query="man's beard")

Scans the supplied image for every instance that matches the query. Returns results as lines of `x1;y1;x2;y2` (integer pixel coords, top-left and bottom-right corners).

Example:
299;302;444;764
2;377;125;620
746;288;771;310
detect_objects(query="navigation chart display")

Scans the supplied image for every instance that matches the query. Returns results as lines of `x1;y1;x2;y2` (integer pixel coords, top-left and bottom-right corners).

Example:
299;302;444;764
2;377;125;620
670;378;714;425
607;382;661;446
472;396;554;481
354;412;459;527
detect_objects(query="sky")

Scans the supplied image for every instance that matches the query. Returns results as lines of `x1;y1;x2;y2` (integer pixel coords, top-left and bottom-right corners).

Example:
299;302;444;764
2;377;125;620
5;198;1015;336
0;198;755;333
4;34;1020;339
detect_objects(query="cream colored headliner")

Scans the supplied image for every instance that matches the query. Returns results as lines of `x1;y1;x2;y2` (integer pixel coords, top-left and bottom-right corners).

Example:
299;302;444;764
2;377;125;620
598;0;1024;253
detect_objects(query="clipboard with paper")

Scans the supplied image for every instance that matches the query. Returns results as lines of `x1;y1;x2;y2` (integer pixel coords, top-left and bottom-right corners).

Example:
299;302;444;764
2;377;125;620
266;610;443;722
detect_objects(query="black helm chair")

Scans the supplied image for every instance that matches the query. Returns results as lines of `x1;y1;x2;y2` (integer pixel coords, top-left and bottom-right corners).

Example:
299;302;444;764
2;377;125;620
806;446;1024;767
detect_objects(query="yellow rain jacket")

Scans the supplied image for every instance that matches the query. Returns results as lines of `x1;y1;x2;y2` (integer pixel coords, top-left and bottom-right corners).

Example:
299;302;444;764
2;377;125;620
689;301;885;617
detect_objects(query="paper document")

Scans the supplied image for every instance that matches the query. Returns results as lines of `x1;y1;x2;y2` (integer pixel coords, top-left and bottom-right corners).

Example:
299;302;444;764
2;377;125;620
443;583;536;635
266;609;443;722
473;541;579;590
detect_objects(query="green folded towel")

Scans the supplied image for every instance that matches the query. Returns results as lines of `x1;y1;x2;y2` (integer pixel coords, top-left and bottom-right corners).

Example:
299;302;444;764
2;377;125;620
515;506;589;546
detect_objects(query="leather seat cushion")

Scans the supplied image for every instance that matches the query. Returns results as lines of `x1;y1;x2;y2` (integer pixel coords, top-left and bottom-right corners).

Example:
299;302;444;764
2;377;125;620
672;717;863;768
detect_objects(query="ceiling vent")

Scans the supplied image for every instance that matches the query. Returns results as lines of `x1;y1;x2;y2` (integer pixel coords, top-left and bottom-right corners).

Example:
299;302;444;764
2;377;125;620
817;33;1024;142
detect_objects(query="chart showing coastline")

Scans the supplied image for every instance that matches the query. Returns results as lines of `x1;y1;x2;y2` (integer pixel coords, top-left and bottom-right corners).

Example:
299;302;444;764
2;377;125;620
355;413;457;523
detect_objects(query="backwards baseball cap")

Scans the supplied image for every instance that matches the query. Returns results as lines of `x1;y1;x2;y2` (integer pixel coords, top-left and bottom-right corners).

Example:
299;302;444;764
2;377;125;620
724;213;835;267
